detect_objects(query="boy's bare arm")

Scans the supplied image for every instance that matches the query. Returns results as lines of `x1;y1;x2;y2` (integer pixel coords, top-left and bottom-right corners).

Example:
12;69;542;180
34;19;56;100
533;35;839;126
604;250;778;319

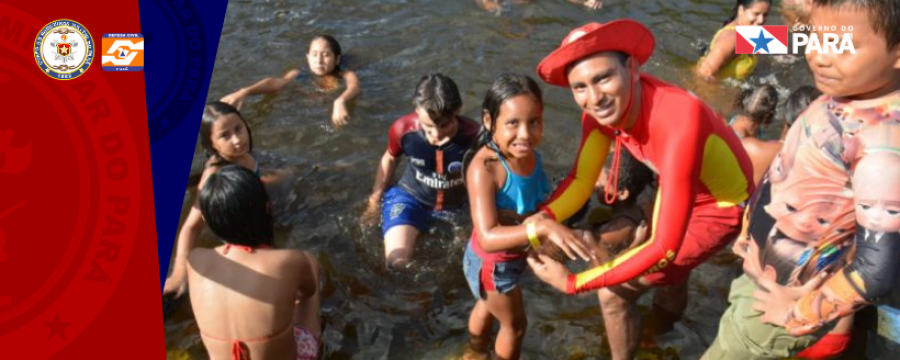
368;151;398;203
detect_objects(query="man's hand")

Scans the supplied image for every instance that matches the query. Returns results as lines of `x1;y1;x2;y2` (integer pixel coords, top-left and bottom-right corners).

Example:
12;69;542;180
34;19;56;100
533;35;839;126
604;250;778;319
527;253;570;293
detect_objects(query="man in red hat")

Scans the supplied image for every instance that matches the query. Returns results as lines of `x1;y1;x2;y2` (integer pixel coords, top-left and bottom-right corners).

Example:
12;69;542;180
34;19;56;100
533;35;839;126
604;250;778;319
525;20;755;360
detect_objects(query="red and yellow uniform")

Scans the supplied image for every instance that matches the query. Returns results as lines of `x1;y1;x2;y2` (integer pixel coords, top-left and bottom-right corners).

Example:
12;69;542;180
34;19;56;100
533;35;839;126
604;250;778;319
543;74;755;294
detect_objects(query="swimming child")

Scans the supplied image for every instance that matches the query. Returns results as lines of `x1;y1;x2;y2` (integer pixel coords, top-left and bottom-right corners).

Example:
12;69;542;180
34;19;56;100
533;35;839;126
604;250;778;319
730;84;778;139
781;0;813;28
187;165;322;360
696;0;772;81
361;73;481;268
730;84;780;184
705;0;900;358
463;73;590;360
220;34;360;128
740;85;819;186
162;101;259;298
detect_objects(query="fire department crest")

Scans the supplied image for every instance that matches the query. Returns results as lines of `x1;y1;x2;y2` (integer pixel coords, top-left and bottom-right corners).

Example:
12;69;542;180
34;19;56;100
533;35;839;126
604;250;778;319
34;19;94;80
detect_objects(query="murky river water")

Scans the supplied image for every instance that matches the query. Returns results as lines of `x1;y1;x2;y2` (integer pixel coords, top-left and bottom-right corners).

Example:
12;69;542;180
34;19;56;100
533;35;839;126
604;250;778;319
161;1;854;359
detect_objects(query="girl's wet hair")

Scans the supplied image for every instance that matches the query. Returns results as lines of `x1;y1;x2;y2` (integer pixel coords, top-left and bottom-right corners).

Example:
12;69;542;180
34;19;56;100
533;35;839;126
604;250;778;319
463;73;542;179
200;101;254;166
309;34;343;74
812;0;900;49
413;72;463;125
199;165;274;247
783;85;822;127
725;0;772;25
603;149;654;207
734;84;779;126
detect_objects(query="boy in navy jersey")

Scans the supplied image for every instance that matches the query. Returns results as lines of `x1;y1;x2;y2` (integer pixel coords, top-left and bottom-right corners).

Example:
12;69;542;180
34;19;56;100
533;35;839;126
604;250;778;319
363;73;481;268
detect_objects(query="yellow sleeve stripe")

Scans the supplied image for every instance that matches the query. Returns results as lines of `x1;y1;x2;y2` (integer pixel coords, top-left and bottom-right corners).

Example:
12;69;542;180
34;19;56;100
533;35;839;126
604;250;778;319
546;130;609;221
574;187;664;289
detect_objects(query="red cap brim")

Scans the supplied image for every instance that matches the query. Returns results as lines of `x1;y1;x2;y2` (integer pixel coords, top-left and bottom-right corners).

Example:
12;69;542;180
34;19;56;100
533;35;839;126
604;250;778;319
536;20;654;87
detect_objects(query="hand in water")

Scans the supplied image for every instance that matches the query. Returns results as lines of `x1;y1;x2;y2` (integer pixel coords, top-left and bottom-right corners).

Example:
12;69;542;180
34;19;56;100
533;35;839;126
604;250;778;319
361;196;381;226
527;253;570;293
584;0;603;10
752;268;827;328
220;89;247;110
332;99;350;128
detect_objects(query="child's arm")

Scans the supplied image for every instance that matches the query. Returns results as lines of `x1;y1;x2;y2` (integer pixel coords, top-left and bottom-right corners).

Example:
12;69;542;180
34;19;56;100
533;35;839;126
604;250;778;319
163;167;218;298
362;150;399;223
468;153;591;260
332;70;360;127
695;28;737;82
221;68;301;110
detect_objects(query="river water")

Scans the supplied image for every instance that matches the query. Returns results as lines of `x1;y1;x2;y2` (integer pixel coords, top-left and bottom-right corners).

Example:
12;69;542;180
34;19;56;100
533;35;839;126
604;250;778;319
163;1;829;359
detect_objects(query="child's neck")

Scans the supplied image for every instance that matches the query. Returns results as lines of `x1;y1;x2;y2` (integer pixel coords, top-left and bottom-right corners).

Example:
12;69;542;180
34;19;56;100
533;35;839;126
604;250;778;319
500;151;537;176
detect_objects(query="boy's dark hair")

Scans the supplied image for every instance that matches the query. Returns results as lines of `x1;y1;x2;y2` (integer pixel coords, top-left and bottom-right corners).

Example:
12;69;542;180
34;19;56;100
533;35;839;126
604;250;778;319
734;84;779;126
725;0;773;25
199;165;274;247
200;101;254;166
309;34;343;73
783;85;822;127
604;149;654;207
413;72;462;125
812;0;900;49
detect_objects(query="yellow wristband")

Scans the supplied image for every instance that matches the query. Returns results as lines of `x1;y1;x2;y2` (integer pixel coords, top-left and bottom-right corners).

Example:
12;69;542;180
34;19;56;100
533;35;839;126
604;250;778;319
526;221;541;249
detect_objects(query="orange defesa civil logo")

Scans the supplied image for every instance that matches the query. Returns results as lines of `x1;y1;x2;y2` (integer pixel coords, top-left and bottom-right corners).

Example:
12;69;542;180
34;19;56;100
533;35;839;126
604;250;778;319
101;33;143;71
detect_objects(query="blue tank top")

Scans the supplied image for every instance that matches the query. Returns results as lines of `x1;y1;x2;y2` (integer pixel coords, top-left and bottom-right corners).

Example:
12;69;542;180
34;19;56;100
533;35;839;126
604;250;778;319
491;145;551;216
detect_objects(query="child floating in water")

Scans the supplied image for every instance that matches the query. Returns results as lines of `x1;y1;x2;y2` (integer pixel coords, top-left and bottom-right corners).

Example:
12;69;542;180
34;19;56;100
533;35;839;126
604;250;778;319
696;0;772;81
221;34;360;128
463;73;590;360
362;73;481;268
163;102;260;298
187;165;322;360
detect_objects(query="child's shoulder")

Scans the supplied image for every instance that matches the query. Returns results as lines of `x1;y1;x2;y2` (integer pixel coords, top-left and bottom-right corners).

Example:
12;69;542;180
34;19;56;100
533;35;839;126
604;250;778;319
389;112;421;133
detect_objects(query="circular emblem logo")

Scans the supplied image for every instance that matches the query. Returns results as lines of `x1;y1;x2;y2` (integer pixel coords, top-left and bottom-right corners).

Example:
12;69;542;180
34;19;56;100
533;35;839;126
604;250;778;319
33;19;94;80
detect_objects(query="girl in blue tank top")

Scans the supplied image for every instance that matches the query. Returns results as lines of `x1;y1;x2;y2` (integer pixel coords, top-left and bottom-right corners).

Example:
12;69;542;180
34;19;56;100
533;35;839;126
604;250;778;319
462;74;591;360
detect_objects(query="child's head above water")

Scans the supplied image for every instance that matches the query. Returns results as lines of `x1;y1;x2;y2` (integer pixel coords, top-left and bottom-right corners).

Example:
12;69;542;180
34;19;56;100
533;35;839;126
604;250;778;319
413;72;463;145
734;84;779;127
307;34;342;76
601;149;653;209
200;101;254;165
808;0;900;99
199;165;274;247
480;73;544;158
724;0;772;26
782;85;822;128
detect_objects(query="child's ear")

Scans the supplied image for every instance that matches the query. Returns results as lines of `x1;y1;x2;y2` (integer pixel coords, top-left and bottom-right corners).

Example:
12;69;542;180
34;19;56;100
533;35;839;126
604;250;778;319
482;111;492;131
617;188;630;202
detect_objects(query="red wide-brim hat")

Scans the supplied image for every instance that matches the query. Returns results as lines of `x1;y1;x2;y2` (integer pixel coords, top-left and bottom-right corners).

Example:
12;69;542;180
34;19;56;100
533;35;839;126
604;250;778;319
536;20;655;87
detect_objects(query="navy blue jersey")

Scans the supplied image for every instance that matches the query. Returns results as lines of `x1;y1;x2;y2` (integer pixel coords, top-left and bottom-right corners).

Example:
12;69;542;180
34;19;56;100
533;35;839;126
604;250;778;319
387;112;481;210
